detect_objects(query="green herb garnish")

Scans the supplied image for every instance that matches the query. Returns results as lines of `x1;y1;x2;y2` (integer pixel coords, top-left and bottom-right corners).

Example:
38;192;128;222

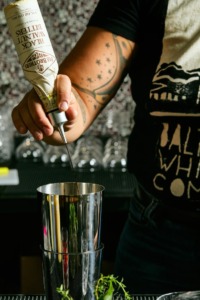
95;274;132;300
57;274;132;300
56;284;73;300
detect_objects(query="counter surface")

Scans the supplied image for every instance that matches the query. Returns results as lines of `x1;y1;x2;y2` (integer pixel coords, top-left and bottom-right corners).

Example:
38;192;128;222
0;295;159;300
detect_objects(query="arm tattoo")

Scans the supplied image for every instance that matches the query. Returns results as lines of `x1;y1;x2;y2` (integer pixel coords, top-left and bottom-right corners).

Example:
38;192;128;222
72;34;131;108
72;88;87;124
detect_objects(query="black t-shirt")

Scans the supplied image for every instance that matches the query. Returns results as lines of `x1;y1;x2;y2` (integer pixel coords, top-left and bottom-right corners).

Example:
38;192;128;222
88;0;200;207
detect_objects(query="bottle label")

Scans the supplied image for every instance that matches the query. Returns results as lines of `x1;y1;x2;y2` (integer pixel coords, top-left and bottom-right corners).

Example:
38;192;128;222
4;0;58;112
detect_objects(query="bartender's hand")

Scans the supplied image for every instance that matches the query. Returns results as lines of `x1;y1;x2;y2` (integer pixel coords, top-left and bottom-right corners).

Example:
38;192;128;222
12;74;78;143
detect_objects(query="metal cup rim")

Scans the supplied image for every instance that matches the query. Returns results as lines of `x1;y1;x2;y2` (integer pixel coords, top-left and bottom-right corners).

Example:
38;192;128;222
40;243;104;255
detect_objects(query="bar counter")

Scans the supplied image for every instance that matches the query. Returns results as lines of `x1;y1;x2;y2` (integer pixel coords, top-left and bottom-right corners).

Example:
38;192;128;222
0;295;159;300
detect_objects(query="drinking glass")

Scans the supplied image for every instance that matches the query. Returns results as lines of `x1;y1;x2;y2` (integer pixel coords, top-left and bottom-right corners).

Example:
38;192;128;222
42;245;104;300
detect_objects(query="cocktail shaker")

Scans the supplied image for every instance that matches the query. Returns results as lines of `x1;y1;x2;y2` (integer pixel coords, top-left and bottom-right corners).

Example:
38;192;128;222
38;182;105;300
37;182;105;253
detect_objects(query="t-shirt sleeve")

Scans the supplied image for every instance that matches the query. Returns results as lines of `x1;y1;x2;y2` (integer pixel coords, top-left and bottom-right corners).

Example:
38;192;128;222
87;0;141;42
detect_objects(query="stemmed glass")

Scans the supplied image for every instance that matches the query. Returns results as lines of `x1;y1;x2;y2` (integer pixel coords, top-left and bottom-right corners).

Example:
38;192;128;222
43;143;75;167
15;135;46;163
72;136;103;171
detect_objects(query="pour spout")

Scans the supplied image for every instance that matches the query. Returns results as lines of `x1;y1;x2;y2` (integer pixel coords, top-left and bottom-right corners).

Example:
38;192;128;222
48;110;74;170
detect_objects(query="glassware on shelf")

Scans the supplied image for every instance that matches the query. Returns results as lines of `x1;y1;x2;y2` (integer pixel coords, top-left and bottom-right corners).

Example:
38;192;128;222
72;136;103;172
43;143;75;167
15;136;45;163
102;136;128;172
0;102;15;164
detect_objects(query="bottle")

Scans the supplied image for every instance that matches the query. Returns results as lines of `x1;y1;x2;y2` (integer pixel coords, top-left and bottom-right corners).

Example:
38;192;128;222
4;0;68;144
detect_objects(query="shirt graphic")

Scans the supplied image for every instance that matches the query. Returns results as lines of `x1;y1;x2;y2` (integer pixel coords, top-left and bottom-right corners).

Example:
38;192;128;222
149;0;200;202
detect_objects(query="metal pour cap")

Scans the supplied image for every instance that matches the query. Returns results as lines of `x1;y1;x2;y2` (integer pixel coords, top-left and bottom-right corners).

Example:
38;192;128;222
48;110;67;127
48;110;75;170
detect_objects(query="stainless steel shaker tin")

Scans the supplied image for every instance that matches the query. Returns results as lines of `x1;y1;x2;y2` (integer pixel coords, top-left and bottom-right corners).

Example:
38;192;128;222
37;182;105;253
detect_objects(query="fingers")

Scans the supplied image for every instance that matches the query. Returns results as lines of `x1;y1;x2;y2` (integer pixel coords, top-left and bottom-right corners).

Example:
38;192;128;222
27;95;54;138
56;74;71;111
12;90;54;140
12;75;79;143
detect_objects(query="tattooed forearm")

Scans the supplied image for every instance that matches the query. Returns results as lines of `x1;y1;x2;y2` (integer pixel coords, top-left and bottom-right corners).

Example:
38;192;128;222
72;82;117;106
72;87;87;124
72;34;132;107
